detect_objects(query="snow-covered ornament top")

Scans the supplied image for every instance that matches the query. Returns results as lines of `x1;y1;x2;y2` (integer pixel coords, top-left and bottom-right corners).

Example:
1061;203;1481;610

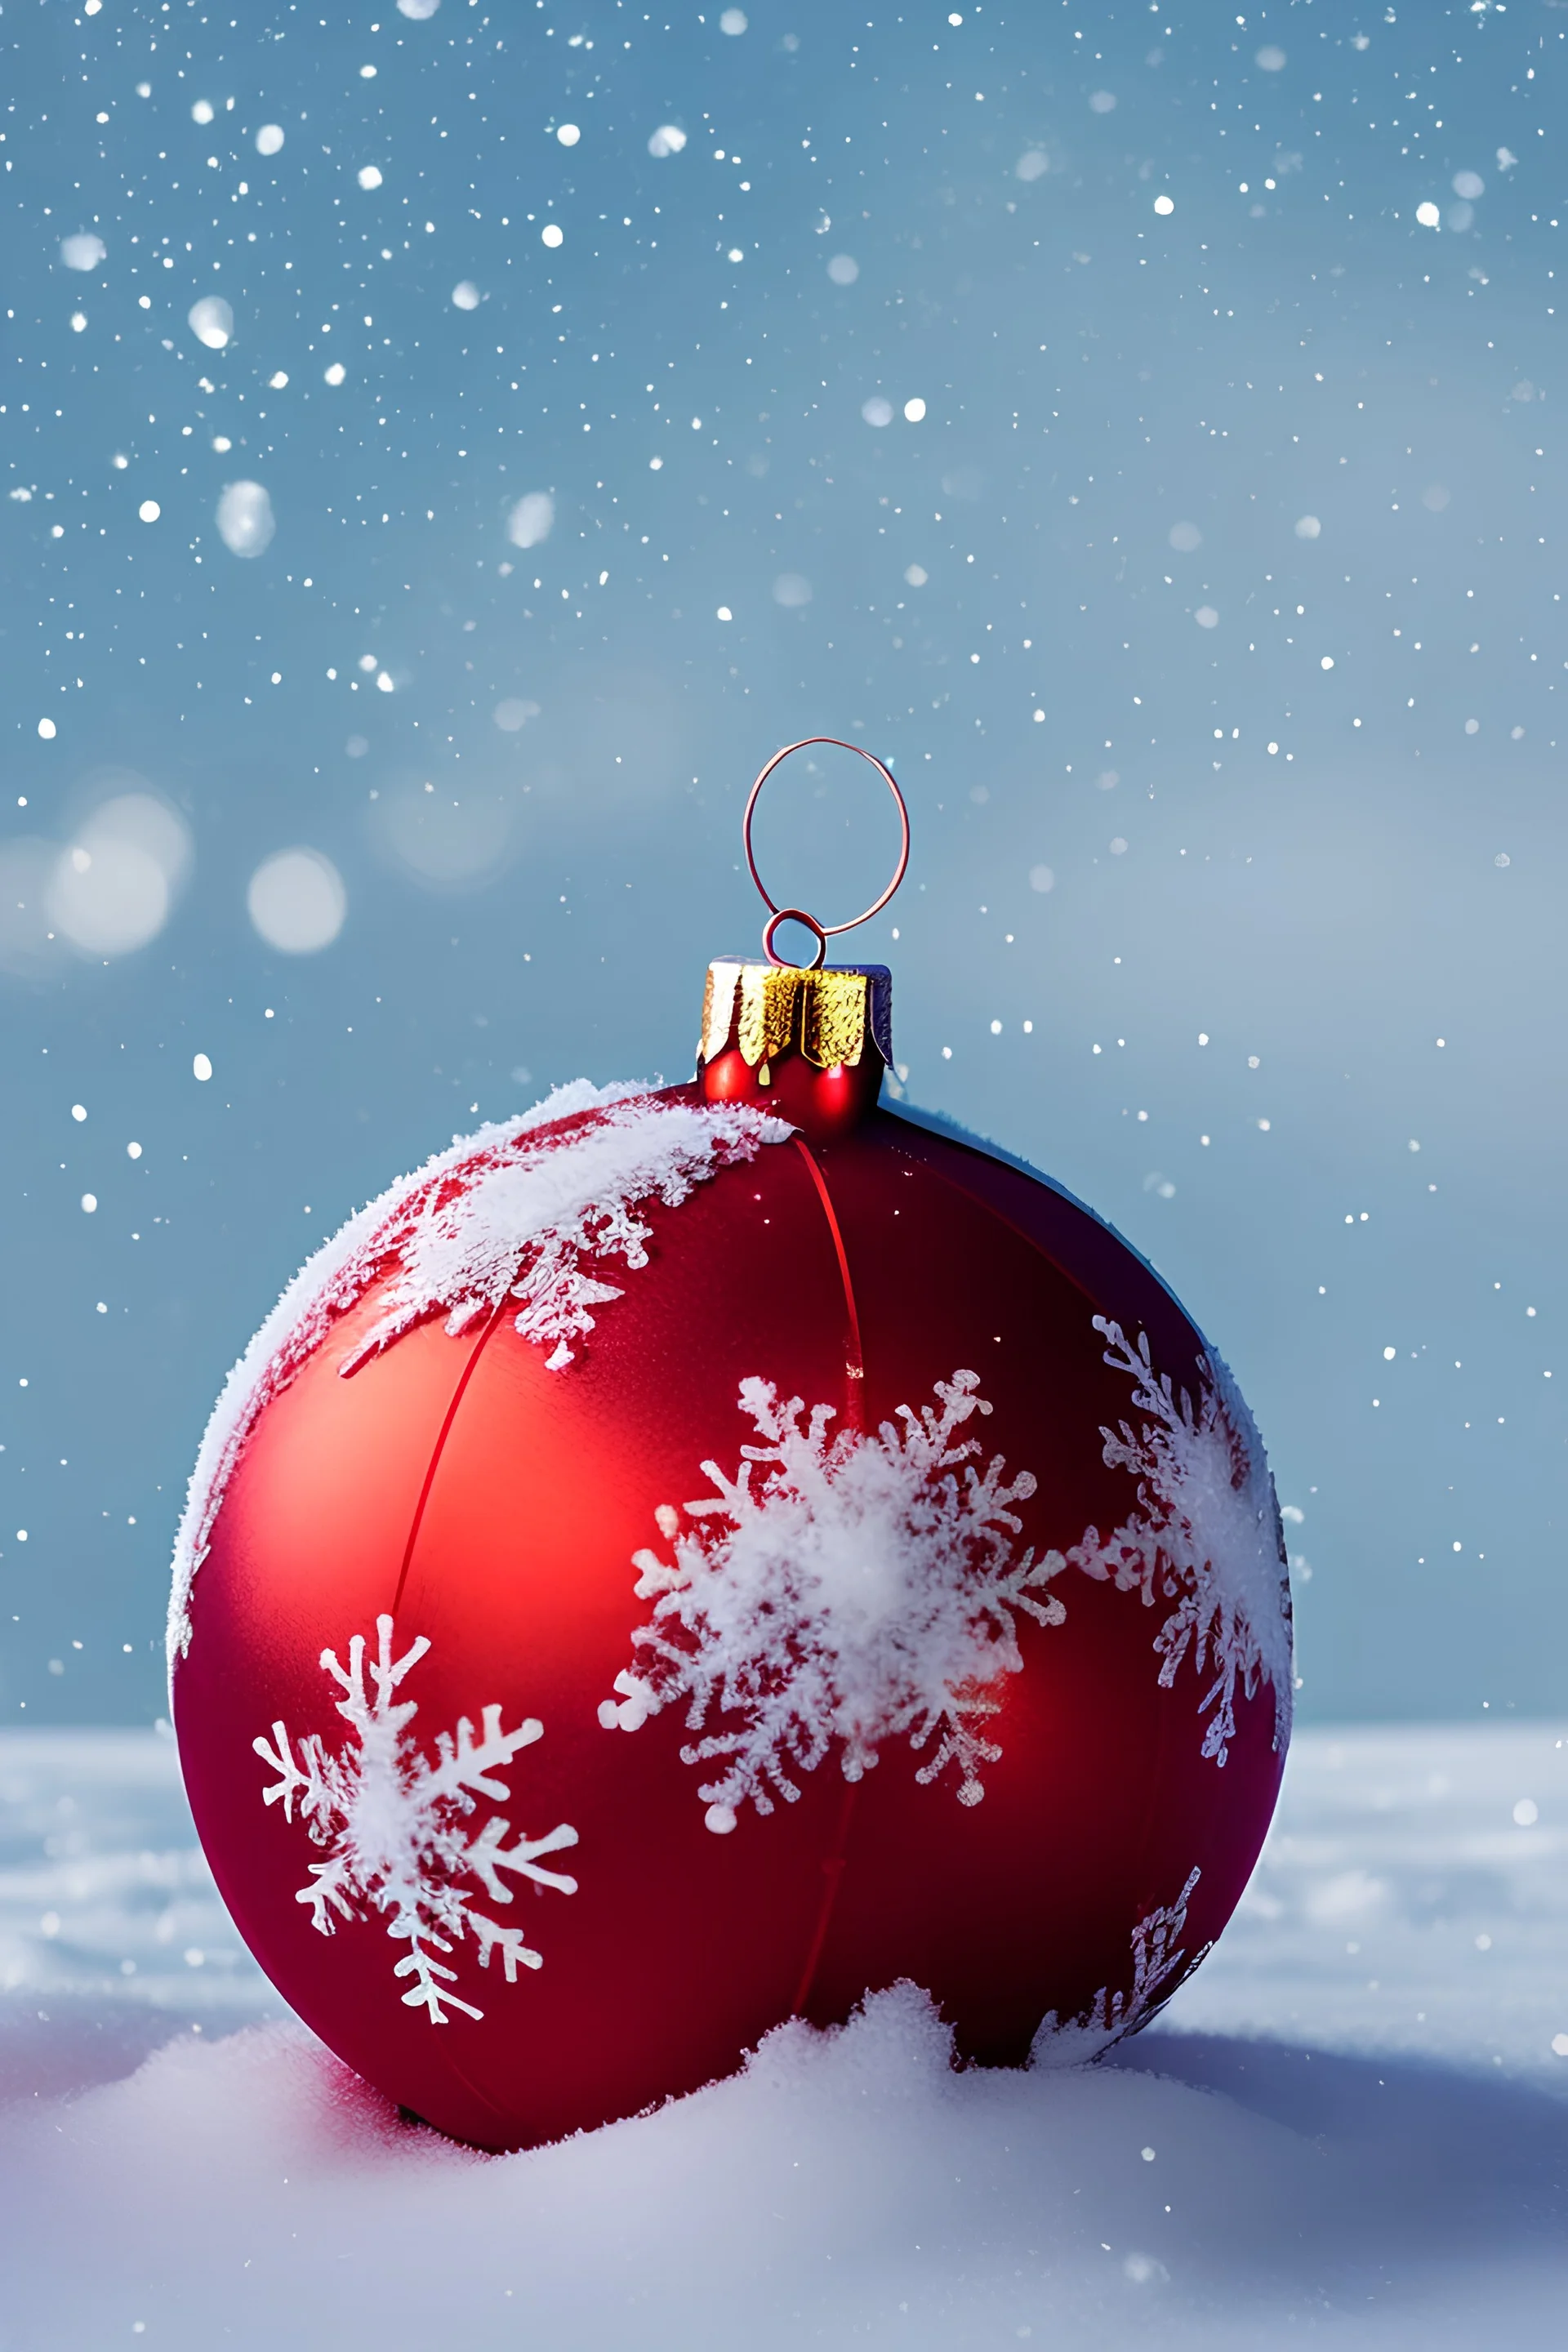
170;1083;790;1659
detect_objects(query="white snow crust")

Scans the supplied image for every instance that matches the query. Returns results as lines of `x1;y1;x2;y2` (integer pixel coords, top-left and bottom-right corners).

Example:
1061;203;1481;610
254;1615;577;2023
1069;1320;1294;1764
600;1370;1063;1829
4;1722;1568;2346
168;1084;790;1661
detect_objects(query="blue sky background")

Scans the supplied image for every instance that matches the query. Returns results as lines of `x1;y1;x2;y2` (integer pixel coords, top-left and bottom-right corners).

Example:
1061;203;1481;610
2;0;1564;1723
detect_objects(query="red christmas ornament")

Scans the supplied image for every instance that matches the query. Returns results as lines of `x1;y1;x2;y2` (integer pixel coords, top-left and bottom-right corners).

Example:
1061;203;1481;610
171;739;1291;2153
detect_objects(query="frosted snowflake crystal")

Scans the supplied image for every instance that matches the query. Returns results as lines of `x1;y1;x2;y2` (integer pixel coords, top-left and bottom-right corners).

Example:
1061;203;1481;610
254;1615;579;2024
1031;1866;1205;2066
1069;1320;1292;1766
601;1370;1064;1830
171;1082;789;1658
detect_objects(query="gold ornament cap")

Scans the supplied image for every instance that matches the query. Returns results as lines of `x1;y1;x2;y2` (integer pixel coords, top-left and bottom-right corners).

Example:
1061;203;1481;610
698;959;893;1079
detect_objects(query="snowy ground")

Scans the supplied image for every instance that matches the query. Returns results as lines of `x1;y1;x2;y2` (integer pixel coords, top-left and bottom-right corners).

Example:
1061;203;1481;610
2;1725;1566;2348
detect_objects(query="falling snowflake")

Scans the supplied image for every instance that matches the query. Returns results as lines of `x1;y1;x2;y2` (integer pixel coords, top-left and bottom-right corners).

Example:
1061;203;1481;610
1031;1866;1205;2066
600;1370;1064;1830
171;1081;788;1657
1068;1320;1292;1766
254;1615;579;2024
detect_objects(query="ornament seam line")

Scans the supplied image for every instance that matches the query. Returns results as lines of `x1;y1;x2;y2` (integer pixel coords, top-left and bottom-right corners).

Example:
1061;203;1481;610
791;1137;866;1405
434;2042;520;2132
390;1292;514;1616
790;1778;859;2019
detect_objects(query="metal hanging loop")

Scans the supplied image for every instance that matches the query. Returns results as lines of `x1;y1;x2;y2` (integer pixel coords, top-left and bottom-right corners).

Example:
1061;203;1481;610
742;737;911;968
760;907;828;971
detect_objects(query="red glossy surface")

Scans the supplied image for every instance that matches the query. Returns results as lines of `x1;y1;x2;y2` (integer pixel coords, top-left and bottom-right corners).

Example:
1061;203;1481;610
699;1040;883;1141
175;1089;1287;2150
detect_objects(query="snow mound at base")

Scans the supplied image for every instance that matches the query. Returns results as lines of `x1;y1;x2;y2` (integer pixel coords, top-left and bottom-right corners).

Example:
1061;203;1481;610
2;1984;1566;2350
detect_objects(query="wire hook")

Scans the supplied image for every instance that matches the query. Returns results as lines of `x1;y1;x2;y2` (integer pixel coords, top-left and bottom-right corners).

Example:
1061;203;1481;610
742;737;911;967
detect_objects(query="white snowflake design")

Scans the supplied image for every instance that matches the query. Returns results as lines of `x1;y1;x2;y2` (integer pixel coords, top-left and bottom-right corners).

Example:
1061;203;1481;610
600;1370;1065;1832
254;1615;579;2025
1067;1319;1293;1766
1030;1866;1205;2067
